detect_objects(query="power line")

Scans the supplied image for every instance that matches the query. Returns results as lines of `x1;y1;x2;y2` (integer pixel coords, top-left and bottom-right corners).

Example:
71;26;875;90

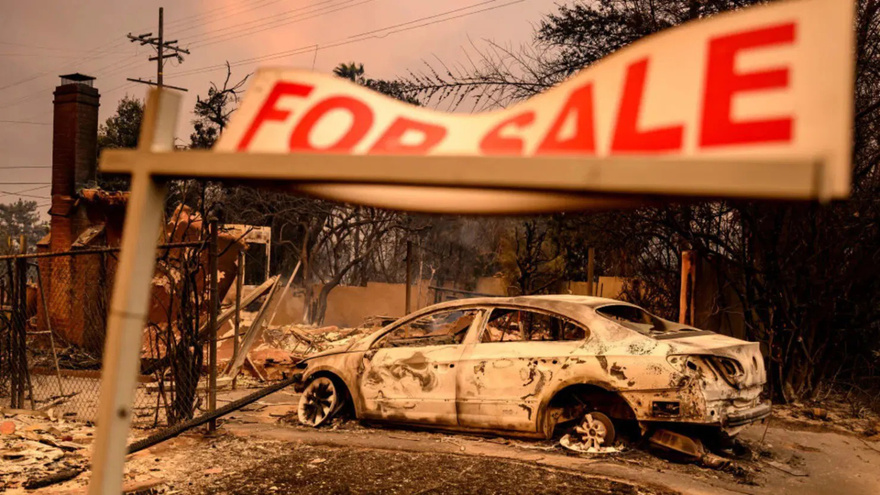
0;0;521;112
165;0;285;36
0;40;96;53
189;0;363;49
169;0;524;80
0;0;255;105
0;185;50;199
0;53;95;58
0;189;50;200
0;15;166;107
0;182;51;185
0;166;51;169
162;0;276;31
0;0;229;96
0;39;131;93
347;0;507;39
101;81;139;96
0;120;51;125
0;47;141;110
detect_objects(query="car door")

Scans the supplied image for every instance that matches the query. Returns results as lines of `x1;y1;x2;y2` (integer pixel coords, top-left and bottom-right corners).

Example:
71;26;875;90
359;307;484;426
456;307;588;432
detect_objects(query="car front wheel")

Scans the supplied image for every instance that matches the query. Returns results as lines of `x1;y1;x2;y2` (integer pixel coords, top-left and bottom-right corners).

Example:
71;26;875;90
298;376;343;427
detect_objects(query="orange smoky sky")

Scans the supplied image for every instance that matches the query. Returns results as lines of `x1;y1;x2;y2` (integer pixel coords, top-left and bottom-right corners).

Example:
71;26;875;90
0;0;569;210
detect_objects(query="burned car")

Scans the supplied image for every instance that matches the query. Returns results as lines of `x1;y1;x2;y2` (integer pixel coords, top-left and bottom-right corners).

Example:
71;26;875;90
294;296;769;449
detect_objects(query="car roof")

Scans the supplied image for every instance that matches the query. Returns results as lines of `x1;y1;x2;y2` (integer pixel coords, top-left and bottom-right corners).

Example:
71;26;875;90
418;294;636;320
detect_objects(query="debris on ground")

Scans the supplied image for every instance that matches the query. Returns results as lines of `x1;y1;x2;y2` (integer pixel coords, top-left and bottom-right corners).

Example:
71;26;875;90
183;439;673;495
647;429;731;469
23;468;84;490
0;411;94;491
771;397;880;437
807;407;828;420
559;434;625;454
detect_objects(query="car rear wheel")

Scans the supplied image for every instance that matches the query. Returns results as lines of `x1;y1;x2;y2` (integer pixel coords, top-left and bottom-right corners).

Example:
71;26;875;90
298;377;343;427
560;411;617;452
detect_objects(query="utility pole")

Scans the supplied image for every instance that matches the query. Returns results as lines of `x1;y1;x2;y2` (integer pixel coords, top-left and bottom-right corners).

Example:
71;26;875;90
127;7;190;92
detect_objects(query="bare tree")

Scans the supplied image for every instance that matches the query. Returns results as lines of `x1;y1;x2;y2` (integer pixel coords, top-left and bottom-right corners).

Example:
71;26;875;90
190;62;251;149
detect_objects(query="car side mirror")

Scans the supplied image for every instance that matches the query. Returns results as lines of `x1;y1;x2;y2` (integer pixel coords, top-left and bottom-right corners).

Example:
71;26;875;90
364;349;376;361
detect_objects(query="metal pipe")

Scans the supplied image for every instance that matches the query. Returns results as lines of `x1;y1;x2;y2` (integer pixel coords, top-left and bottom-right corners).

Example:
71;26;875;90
126;373;301;455
232;251;243;390
0;241;204;261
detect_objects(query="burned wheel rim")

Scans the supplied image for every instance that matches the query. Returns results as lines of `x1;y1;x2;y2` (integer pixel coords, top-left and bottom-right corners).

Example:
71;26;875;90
564;411;616;451
298;377;339;427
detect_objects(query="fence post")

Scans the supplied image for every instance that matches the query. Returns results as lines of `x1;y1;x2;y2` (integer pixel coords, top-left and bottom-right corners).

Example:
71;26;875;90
13;236;34;409
11;255;26;408
232;251;243;390
208;219;219;432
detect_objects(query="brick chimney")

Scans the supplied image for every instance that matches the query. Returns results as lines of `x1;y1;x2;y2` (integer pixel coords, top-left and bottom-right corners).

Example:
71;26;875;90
52;73;99;201
42;74;101;350
50;73;99;251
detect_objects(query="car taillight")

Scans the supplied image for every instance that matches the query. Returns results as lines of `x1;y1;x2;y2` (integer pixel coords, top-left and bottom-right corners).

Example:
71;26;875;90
668;355;746;388
705;356;744;388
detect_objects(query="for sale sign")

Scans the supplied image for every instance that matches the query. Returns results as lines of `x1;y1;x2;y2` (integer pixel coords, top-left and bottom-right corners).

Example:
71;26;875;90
100;0;854;213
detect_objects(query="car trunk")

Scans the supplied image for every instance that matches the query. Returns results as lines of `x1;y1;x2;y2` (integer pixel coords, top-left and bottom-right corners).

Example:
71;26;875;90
664;333;766;392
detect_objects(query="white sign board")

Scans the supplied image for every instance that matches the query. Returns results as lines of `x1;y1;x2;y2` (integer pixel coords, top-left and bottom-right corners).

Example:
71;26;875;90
207;0;853;210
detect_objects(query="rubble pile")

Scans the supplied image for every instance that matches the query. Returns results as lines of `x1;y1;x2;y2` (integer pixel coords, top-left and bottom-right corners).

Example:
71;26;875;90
219;317;381;382
0;410;93;492
298;325;370;351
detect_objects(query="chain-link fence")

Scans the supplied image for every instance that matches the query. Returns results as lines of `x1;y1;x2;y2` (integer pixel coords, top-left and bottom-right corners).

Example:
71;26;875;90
0;240;221;429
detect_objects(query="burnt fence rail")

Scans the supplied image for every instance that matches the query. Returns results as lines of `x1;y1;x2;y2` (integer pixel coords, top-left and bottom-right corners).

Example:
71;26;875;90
0;240;218;428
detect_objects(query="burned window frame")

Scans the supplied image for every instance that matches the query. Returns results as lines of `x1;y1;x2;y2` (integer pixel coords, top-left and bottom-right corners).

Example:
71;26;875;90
372;307;484;349
477;306;590;344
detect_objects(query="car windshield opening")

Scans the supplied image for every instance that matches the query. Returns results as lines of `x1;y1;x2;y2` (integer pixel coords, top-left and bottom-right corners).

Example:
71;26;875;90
379;309;478;348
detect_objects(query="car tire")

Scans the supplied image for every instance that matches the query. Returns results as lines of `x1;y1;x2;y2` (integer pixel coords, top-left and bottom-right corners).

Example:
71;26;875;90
298;376;344;427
